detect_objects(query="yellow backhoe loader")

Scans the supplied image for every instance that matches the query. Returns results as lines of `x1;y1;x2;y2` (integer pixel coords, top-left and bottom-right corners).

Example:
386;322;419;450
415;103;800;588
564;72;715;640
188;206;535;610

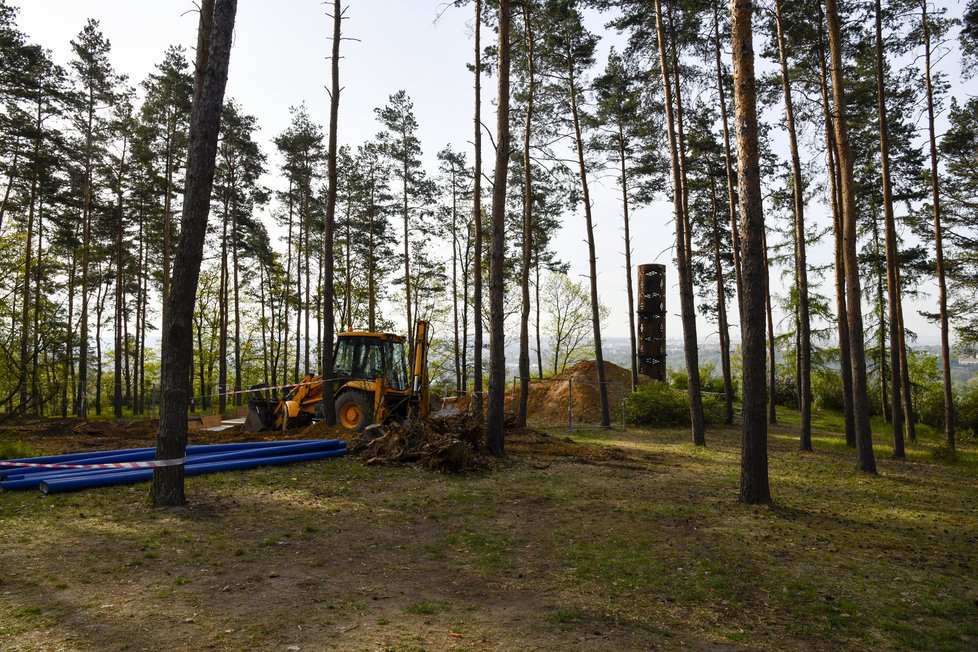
243;320;431;433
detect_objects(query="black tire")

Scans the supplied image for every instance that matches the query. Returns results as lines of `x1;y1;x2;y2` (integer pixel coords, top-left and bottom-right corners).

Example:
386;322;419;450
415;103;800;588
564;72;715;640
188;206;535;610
335;391;374;432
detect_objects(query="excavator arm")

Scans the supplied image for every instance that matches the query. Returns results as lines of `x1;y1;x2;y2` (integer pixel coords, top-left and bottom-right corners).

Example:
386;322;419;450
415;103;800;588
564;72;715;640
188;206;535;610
411;320;431;418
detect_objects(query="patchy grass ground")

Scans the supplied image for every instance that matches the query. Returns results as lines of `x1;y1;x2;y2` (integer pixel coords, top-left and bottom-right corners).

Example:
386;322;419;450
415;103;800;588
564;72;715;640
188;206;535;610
1;411;976;651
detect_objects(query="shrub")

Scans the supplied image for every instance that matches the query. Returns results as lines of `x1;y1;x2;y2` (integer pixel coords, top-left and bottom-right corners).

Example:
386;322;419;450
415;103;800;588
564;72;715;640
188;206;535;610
955;381;978;439
668;364;733;398
626;382;725;427
811;367;846;412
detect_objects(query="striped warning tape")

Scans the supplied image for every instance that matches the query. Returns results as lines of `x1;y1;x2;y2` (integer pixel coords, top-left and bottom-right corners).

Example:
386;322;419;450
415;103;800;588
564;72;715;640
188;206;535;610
0;458;186;470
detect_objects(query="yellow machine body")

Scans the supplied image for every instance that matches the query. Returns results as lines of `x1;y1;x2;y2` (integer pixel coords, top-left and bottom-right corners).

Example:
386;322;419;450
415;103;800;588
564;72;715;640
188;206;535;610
244;321;431;433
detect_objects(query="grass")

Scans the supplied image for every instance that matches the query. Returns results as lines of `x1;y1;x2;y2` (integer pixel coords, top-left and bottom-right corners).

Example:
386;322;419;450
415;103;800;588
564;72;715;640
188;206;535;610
0;439;40;460
0;408;976;650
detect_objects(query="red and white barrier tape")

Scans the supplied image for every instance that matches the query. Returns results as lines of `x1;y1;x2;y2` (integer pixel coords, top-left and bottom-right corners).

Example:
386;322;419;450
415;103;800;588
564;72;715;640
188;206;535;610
0;458;186;470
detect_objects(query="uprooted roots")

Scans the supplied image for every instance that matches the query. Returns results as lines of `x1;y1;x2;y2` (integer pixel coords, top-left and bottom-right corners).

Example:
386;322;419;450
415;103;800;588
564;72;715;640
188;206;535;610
348;414;489;473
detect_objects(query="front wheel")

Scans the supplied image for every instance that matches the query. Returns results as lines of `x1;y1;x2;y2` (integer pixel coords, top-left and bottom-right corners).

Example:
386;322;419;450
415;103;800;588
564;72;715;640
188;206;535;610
335;391;374;432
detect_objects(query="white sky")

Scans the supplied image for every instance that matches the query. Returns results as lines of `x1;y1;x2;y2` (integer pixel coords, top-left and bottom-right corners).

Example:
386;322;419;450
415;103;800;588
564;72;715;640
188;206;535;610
12;0;977;347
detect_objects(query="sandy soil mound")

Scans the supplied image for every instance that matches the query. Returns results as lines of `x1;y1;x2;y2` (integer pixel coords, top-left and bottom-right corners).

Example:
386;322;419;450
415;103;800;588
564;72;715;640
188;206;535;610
439;360;648;426
517;360;651;425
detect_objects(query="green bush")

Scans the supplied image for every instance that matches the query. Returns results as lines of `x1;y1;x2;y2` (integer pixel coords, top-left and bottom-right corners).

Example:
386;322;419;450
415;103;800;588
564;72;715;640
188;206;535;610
668;364;733;398
626;381;725;427
955;381;978;439
917;382;947;431
812;367;846;412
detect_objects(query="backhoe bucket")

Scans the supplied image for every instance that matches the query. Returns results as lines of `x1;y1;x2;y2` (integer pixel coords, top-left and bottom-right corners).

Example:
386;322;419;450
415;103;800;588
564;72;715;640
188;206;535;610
243;399;274;433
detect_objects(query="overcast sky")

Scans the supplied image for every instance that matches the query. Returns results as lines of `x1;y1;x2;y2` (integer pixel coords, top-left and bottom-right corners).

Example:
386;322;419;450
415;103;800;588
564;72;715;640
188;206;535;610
11;0;976;347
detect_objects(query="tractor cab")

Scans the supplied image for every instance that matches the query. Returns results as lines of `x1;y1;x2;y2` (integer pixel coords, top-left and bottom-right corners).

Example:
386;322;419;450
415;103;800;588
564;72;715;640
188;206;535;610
333;332;408;391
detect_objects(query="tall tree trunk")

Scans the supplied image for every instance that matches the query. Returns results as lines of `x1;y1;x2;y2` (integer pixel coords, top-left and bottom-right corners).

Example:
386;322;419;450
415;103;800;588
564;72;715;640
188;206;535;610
487;0;511;456
304;183;311;375
295;198;303;381
473;0;485;420
568;55;610;428
322;0;341;426
283;181;293;385
19;97;41;411
518;3;535;427
815;6;855;446
151;0;236;506
95;276;108;415
921;0;954;450
232;190;241;405
260;260;270;387
619;128;639;392
33;197;44;415
451;165;463;393
218;190;229;414
114;131;128;417
401;145;412;355
774;0;812;450
655;0;705;446
874;0;904;457
896;280;916;441
161;130;175;351
825;0;877;474
709;176;734;425
64;248;77;417
78;85;95;418
712;0;743;318
136;209;146;415
730;0;771;505
763;230;777;424
535;261;544;379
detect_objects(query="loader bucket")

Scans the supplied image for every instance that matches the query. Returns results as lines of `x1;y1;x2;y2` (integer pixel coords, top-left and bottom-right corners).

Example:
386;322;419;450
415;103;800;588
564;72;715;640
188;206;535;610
243;399;274;433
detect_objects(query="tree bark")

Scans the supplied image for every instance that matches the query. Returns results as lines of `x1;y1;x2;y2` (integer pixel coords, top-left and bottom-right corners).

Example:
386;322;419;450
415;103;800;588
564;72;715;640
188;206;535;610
517;2;535;427
19;95;41;412
568;54;610;428
487;0;511;456
774;0;812;450
730;0;771;504
619;128;639;392
815;5;855;447
321;0;341;426
709;176;734;425
151;0;236;506
874;0;905;457
113;129;129;417
825;0;877;474
473;0;485;420
655;0;705;446
712;0;743;320
763;229;777;425
78;82;95;418
921;0;954;450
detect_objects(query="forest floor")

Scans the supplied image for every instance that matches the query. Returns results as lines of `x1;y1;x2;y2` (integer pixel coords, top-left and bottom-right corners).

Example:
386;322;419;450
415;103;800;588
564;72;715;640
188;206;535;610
0;411;976;651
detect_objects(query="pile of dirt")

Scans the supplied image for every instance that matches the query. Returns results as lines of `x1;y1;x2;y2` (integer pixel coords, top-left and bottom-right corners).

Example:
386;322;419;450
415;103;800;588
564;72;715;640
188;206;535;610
348;413;488;473
518;360;651;425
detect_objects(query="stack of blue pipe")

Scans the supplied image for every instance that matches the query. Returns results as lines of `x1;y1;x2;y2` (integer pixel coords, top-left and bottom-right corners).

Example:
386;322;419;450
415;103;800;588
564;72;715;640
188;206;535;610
0;439;347;494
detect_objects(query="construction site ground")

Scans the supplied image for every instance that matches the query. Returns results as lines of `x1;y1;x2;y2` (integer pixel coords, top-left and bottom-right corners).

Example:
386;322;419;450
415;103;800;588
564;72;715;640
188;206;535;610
1;412;977;651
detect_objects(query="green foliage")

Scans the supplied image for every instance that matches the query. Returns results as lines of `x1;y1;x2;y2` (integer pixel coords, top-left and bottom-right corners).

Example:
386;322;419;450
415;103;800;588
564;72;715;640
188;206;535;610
668;364;730;398
811;367;846;412
0;440;39;460
626;381;724;427
954;381;978;439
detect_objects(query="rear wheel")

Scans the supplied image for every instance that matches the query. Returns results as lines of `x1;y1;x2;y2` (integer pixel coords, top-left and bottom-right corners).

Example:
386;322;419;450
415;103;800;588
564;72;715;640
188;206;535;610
335;391;374;432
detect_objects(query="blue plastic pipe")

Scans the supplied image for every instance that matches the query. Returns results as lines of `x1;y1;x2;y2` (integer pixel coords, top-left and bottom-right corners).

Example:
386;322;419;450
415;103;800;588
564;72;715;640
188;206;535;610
39;447;348;494
1;440;339;480
2;440;346;490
